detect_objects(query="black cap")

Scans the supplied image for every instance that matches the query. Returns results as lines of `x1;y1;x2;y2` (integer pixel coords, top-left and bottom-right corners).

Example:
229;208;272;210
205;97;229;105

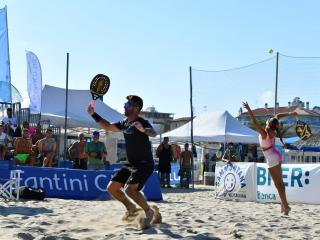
126;95;143;110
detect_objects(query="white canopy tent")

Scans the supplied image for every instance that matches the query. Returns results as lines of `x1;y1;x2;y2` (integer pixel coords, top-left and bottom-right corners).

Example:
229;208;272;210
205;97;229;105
40;85;124;128
157;111;260;144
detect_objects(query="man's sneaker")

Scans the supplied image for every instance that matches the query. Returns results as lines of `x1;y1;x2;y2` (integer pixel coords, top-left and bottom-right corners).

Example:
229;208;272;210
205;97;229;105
143;208;154;226
122;206;137;221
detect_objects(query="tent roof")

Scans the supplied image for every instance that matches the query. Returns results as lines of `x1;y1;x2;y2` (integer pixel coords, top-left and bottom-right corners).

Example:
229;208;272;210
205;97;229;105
41;85;124;128
158;111;260;144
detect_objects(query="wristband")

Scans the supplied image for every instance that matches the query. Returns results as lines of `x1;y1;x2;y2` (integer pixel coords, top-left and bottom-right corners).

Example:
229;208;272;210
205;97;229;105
91;113;102;122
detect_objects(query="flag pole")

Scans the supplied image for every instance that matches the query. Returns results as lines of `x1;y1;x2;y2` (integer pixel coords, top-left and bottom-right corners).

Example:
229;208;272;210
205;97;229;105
63;53;69;165
189;66;195;189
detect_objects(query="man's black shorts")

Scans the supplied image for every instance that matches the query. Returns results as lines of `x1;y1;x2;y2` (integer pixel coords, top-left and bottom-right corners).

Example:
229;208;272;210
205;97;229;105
111;162;154;191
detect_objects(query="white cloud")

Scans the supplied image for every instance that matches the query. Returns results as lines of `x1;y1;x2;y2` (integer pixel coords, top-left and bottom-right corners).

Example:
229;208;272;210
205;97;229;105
257;90;273;106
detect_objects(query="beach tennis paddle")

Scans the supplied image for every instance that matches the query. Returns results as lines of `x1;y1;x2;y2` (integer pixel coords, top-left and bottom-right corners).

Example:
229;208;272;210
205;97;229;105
295;117;312;140
89;74;110;107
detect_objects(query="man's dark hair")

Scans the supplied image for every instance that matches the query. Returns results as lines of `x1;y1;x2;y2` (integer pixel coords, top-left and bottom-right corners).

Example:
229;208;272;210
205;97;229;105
126;95;143;111
7;107;12;112
164;137;169;141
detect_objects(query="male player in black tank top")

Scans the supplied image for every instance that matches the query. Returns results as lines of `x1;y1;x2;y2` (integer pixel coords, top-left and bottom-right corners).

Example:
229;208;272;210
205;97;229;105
87;95;157;225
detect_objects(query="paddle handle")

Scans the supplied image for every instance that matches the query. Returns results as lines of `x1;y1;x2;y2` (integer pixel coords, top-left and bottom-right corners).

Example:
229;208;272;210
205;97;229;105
90;100;95;108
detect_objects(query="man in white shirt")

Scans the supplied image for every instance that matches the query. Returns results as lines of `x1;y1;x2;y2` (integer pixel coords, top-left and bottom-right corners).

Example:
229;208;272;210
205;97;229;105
2;108;17;130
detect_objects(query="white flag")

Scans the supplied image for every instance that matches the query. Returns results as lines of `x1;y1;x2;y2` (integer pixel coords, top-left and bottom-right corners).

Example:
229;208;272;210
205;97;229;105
26;51;42;113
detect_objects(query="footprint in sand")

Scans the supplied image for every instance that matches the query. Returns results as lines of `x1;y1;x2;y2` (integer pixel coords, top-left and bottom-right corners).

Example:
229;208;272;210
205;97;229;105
187;229;198;234
30;226;46;234
6;224;20;229
233;222;248;228
16;232;34;240
75;228;92;233
57;220;69;224
195;219;205;224
39;221;52;226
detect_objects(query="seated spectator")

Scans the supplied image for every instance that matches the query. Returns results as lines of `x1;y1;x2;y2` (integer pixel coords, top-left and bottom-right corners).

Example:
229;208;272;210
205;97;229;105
68;132;88;170
2;107;17;130
31;123;45;145
4;122;15;150
13;128;35;166
31;124;45;165
0;124;8;159
38;128;56;167
14;126;22;137
14;121;36;138
23;121;36;136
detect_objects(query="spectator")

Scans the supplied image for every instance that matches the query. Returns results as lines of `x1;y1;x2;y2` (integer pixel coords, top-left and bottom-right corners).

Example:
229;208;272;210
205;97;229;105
38;128;56;167
0;124;8;160
23;121;36;136
85;131;107;170
13;128;35;166
14;121;35;138
156;137;173;188
3;123;14;160
14;126;22;137
215;144;224;160
179;143;193;188
68;132;88;170
222;143;240;164
2;107;17;130
31;124;45;145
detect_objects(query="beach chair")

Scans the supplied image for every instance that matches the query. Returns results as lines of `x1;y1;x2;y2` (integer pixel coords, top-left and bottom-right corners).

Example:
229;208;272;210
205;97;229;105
0;170;24;200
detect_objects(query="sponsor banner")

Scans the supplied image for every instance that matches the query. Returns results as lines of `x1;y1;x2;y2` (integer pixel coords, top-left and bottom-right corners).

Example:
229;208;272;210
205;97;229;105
256;163;320;204
26;51;42;113
215;162;256;201
170;163;180;185
169;163;193;185
0;6;11;102
12;165;162;201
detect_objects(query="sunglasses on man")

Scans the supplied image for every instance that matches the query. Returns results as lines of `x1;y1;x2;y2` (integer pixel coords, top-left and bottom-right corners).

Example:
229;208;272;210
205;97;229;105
124;101;139;109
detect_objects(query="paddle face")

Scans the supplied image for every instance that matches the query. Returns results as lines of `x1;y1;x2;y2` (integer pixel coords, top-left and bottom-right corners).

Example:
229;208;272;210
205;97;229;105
90;74;110;101
296;120;312;140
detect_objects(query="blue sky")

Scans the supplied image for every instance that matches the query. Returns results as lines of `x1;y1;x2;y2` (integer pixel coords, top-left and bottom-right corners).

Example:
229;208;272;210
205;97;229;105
1;0;320;118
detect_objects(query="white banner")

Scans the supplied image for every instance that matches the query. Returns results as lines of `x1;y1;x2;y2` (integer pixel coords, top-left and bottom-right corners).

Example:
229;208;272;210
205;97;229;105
0;6;12;102
26;51;42;113
215;162;256;201
256;163;320;204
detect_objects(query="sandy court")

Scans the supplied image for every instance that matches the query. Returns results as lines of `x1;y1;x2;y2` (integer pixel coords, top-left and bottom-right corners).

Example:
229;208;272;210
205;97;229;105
1;185;320;240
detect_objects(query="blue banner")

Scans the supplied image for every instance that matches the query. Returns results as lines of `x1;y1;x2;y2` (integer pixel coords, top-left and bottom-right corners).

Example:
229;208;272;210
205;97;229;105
170;163;181;185
0;6;11;102
9;165;163;201
168;163;193;185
